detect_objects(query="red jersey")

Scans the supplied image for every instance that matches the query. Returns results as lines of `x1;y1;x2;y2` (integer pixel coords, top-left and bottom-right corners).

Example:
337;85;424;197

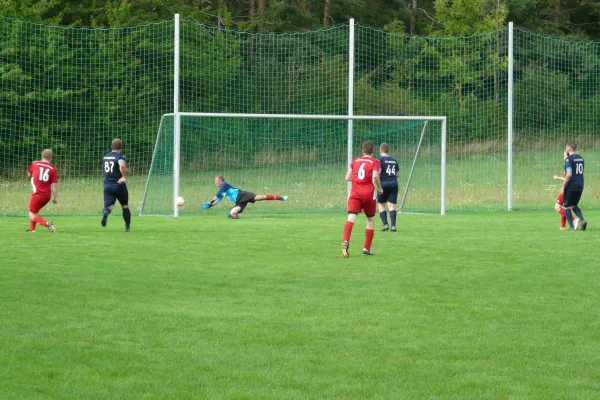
350;156;380;198
29;160;58;197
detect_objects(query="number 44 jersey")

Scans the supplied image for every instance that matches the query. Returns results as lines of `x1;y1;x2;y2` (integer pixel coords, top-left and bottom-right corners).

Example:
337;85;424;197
29;160;59;196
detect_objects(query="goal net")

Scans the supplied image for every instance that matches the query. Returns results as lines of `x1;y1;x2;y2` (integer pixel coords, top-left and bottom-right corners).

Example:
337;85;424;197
140;113;447;216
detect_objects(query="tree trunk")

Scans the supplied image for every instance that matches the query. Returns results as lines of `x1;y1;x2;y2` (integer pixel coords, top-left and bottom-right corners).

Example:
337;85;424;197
410;0;417;35
257;0;266;31
323;0;331;26
250;0;256;20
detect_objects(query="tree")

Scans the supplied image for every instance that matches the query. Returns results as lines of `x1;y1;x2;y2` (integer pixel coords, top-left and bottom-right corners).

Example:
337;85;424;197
323;0;331;25
410;0;418;34
434;0;507;35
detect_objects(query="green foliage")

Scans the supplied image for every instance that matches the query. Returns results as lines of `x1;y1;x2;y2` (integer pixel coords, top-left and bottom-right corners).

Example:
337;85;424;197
434;0;508;35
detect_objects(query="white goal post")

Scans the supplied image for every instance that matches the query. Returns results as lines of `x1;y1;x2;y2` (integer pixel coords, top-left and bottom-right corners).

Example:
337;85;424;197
140;112;447;216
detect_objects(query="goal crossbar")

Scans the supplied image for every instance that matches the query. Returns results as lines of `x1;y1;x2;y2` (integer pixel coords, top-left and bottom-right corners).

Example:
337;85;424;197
172;112;447;122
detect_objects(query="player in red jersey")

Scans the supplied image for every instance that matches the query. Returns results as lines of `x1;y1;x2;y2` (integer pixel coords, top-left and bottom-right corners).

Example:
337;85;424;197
342;141;383;257
27;149;58;232
553;150;578;230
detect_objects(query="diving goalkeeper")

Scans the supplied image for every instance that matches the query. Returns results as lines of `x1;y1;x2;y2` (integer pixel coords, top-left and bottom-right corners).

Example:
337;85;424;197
202;175;288;219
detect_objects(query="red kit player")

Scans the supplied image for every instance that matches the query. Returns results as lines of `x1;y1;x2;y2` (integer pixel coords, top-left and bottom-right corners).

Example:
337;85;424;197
342;141;383;257
27;149;58;232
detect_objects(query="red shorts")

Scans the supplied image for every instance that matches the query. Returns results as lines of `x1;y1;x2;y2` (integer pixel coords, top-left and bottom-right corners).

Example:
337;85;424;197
347;195;376;217
29;193;51;213
556;193;564;206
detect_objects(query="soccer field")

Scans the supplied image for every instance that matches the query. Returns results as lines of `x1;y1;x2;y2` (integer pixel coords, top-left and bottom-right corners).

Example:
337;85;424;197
1;211;599;399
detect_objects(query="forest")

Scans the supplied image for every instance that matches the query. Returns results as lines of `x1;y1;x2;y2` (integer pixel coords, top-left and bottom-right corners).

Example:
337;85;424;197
1;0;599;176
1;0;600;39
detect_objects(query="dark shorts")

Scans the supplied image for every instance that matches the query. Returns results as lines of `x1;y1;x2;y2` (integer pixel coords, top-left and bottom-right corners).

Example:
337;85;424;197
235;190;256;213
377;183;399;205
29;193;51;214
563;188;583;208
104;184;129;208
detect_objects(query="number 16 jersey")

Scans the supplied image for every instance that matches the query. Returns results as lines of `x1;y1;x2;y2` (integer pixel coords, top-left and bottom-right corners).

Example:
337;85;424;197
29;160;58;197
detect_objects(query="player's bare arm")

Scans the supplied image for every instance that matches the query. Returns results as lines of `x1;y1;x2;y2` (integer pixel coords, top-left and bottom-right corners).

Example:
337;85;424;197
561;169;572;194
344;169;352;182
118;159;127;184
553;175;565;181
51;182;58;204
373;170;383;194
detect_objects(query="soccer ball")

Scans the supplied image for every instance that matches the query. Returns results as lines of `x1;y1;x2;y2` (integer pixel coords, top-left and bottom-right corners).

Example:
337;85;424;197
175;196;185;207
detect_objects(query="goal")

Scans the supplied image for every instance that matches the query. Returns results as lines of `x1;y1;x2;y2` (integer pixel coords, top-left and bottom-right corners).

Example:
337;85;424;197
140;113;447;216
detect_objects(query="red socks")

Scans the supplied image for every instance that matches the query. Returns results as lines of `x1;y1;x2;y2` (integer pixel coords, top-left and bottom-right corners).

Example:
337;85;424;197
343;223;375;251
266;195;281;200
33;215;48;227
29;220;36;231
343;221;354;242
559;208;574;228
364;228;374;251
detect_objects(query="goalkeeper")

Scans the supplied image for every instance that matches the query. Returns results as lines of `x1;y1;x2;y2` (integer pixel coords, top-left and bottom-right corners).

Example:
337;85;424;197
202;175;288;219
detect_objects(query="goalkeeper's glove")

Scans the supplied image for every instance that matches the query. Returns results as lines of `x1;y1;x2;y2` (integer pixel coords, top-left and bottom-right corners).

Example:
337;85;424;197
201;201;212;210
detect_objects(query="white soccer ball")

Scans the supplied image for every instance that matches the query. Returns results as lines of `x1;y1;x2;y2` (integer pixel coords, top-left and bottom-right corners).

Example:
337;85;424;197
175;196;185;207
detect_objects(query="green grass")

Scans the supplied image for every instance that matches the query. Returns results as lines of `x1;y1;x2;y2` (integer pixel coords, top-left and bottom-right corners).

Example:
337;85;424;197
3;147;599;216
1;211;599;399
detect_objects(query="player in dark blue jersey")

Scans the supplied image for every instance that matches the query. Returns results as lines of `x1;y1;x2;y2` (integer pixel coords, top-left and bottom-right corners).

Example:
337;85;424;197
377;143;400;232
561;142;587;231
202;175;288;218
101;138;131;231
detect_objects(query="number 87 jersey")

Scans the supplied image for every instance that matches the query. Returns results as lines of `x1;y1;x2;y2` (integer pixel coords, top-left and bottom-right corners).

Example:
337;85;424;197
103;151;125;184
350;156;381;197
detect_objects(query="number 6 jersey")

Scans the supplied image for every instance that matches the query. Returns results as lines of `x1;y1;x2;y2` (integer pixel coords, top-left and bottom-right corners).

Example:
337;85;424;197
350;155;381;198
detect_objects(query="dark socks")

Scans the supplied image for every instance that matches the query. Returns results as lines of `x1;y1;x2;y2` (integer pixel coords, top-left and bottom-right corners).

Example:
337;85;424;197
380;211;388;226
123;208;131;227
565;209;574;229
390;210;397;227
573;207;584;221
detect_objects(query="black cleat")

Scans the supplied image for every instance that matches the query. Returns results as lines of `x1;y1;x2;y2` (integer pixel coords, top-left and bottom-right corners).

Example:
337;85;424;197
391;226;396;232
101;211;108;227
342;241;350;258
362;249;374;256
228;213;239;219
581;220;587;231
47;222;55;233
381;224;389;232
125;226;130;232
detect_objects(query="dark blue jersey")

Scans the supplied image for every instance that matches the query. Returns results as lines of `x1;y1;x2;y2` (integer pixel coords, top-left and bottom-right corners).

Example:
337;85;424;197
103;151;126;185
565;153;584;190
379;155;399;185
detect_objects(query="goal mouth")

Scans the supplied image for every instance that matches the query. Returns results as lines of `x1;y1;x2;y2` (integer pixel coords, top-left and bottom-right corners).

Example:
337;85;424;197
140;113;447;217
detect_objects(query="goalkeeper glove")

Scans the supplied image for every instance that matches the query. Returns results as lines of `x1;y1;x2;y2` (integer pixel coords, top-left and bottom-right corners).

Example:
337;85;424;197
201;201;212;210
